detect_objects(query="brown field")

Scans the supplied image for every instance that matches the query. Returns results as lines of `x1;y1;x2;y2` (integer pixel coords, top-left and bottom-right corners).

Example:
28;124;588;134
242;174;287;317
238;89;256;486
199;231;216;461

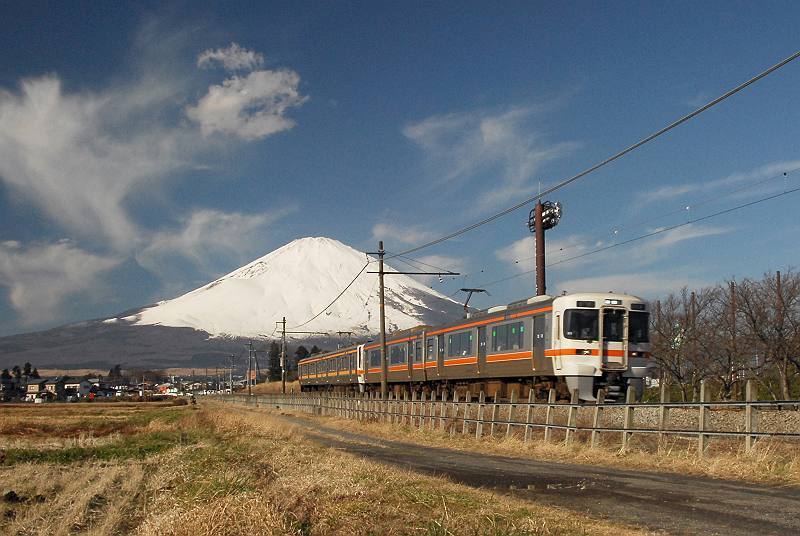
0;401;647;535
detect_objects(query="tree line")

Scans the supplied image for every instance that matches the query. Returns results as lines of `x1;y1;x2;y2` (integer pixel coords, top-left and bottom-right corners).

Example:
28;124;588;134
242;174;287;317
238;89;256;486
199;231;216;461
1;362;41;381
266;342;321;381
650;269;800;401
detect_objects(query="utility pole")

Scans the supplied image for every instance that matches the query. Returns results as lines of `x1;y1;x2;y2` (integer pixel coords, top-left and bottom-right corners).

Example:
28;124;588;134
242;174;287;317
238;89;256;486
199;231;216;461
270;321;328;394
378;241;388;399
246;340;254;396
528;200;562;296
229;354;235;394
368;241;459;399
280;317;287;395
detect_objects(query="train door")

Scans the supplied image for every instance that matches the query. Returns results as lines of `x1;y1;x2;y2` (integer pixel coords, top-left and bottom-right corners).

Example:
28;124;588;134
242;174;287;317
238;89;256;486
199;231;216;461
533;315;546;371
477;326;487;372
426;336;436;380
356;345;366;387
553;313;563;370
601;308;627;370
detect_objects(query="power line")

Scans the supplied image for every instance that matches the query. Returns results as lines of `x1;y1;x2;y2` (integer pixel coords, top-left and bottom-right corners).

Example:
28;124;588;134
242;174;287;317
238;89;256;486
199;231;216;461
290;262;370;329
477;183;800;289
390;50;800;259
509;166;800;265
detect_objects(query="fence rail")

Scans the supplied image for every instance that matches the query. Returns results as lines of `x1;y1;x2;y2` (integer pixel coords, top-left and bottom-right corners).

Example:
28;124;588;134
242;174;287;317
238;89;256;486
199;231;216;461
215;379;800;457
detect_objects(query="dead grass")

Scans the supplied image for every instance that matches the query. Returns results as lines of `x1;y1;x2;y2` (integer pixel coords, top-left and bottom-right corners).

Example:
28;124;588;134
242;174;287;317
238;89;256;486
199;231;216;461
249;380;301;395
137;403;646;536
0;400;648;535
290;409;800;488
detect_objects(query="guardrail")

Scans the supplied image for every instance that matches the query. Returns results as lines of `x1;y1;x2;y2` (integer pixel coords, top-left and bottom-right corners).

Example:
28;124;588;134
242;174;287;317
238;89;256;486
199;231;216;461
215;379;800;457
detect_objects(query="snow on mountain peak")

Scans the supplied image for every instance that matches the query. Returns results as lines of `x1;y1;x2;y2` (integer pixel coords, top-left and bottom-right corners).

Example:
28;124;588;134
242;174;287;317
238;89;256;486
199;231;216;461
131;236;462;338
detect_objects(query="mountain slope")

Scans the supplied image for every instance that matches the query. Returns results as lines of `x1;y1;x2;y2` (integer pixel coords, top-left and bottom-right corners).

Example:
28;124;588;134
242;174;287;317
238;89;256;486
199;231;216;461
127;236;462;338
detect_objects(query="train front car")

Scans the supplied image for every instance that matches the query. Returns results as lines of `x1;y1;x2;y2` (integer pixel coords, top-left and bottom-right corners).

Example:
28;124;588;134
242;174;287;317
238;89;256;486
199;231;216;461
551;293;654;401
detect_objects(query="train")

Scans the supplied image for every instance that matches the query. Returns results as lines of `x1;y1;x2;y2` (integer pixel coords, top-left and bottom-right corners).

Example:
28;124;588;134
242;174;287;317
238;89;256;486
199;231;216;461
298;292;655;401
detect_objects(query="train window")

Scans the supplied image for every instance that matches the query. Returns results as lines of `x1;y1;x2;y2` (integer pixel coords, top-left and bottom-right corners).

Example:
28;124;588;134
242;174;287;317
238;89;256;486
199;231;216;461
414;341;423;363
427;338;435;360
408;341;415;362
491;321;525;352
389;343;407;365
603;309;624;342
629;312;650;343
369;349;381;368
564;309;599;340
447;330;473;358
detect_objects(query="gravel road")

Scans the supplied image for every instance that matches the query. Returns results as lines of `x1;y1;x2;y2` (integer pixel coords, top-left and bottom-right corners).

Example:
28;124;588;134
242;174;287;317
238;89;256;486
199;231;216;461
274;413;800;535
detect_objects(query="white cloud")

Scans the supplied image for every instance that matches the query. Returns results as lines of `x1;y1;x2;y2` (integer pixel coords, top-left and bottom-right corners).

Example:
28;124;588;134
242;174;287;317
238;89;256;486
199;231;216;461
637;160;800;206
197;43;265;72
136;207;295;284
0;241;120;325
404;106;577;208
371;222;436;246
0;76;187;250
556;271;710;299
186;68;307;140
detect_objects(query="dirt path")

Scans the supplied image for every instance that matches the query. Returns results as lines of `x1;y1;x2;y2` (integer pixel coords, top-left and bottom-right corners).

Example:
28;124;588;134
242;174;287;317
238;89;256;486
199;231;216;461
273;412;800;535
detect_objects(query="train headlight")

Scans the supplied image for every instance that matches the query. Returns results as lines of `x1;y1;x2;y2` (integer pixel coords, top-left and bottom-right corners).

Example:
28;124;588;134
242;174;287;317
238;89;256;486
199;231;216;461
604;299;622;305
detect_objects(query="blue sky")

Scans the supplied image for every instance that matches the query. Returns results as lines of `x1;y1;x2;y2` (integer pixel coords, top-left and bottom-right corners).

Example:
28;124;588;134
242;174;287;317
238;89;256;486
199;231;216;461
1;1;799;336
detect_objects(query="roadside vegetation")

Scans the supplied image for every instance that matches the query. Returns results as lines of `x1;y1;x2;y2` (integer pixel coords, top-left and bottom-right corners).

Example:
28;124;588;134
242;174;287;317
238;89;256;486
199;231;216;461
0;401;646;535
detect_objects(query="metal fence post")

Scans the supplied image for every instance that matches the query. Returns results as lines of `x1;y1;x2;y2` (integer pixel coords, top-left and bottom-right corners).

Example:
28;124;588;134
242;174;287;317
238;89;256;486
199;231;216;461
698;380;709;456
506;388;518;438
745;379;758;453
543;389;556;442
463;391;472;435
565;389;579;445
475;391;486;438
523;389;535;442
621;386;635;451
590;389;606;448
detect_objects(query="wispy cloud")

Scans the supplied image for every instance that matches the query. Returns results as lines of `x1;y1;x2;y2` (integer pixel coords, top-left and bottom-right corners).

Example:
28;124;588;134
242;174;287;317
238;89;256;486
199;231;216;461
135;206;296;291
371;222;436;246
403;105;578;209
556;271;710;299
197;43;265;71
637;160;800;206
0;240;120;325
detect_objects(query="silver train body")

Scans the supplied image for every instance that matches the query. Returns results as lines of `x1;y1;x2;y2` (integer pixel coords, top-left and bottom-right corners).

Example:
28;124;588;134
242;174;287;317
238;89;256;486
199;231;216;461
298;292;655;401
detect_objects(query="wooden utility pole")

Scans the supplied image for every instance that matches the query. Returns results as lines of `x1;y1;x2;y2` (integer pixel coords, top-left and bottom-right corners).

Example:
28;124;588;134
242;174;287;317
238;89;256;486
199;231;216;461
378;241;388;399
534;200;546;295
247;341;253;396
280;317;287;395
367;241;459;400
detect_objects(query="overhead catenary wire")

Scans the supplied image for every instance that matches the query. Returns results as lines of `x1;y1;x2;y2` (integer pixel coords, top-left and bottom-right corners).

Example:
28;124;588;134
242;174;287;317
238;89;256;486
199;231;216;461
475;183;800;289
290;261;370;329
390;50;800;260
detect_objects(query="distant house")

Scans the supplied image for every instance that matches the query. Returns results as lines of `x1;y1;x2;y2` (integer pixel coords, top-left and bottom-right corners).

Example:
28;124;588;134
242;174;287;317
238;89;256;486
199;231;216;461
24;379;47;402
43;377;67;399
64;379;93;398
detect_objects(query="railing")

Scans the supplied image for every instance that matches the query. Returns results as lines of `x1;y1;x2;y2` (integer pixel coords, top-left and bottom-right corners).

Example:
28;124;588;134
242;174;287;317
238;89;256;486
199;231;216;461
215;379;800;457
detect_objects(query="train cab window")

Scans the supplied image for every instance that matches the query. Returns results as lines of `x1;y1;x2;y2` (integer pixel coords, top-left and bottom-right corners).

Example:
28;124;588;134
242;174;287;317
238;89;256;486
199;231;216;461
629;312;650;343
491;322;525;352
369;349;381;368
447;330;473;358
564;309;599;340
603;309;624;342
389;343;407;365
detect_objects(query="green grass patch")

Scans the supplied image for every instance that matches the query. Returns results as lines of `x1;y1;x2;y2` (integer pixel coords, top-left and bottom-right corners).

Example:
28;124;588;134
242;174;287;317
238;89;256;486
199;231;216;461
1;430;194;465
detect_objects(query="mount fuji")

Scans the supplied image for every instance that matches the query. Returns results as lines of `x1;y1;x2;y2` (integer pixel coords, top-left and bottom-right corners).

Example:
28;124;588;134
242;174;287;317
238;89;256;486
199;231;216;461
0;237;463;369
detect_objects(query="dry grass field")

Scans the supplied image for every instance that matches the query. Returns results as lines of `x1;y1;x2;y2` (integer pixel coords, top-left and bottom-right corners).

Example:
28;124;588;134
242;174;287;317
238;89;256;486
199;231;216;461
304;409;800;487
0;401;647;536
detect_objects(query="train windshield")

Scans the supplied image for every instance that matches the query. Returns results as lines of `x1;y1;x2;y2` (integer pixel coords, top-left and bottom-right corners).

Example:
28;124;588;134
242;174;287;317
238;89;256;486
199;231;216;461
564;309;598;340
629;312;650;343
603;309;624;342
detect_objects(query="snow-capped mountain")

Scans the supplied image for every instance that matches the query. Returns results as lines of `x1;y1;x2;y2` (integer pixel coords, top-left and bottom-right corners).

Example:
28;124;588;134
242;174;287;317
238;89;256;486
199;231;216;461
124;237;463;338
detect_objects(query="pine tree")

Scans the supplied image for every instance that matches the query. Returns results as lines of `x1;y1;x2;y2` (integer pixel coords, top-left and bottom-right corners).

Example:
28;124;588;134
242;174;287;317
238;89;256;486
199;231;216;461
31;368;40;379
23;362;32;378
310;345;322;355
268;342;281;381
12;366;21;380
1;369;10;380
